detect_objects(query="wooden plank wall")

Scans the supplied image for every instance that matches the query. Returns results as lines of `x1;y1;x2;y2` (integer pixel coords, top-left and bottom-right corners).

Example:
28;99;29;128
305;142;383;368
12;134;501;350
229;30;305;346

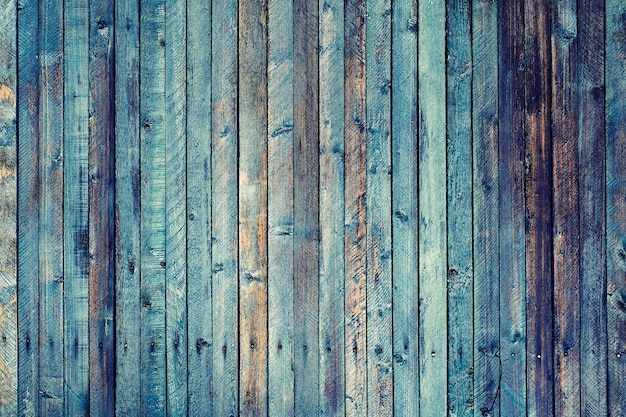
1;0;624;415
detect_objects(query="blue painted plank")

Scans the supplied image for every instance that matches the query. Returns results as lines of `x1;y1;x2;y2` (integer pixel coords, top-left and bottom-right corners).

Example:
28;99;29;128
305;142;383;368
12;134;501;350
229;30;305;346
578;0;607;415
498;0;526;415
63;0;89;413
0;0;17;414
114;0;141;414
418;0;447;414
267;0;294;414
238;0;268;414
365;0;392;415
211;0;239;415
186;0;212;415
38;0;64;413
445;1;473;416
139;0;167;413
318;0;345;414
16;0;39;414
471;1;499;415
606;0;626;414
164;0;188;413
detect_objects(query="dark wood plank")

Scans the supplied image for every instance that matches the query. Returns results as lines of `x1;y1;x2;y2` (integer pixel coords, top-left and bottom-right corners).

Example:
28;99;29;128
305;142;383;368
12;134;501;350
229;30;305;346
211;0;239;415
498;0;527;414
606;0;626;414
417;0;447;413
391;1;418;416
16;0;40;414
63;0;89;413
164;0;188;413
267;0;294;414
524;0;554;414
186;0;212;414
344;0;367;414
139;0;167;412
114;0;141;413
0;0;17;414
365;0;392;415
445;1;473;415
38;0;64;413
551;1;580;415
238;0;268;414
293;0;320;415
318;0;345;415
578;0;607;415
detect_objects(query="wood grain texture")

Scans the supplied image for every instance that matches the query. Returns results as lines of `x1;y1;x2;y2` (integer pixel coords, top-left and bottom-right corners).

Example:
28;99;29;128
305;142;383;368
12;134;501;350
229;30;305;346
418;0;447;414
446;1;473;416
238;0;268;415
0;0;16;414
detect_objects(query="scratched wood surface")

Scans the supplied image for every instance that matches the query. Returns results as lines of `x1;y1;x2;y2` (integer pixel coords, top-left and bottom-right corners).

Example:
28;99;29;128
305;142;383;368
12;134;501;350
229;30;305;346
2;1;624;416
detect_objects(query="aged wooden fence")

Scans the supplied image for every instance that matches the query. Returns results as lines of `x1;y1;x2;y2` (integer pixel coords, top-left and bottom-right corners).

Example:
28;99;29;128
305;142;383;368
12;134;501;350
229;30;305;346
0;0;624;415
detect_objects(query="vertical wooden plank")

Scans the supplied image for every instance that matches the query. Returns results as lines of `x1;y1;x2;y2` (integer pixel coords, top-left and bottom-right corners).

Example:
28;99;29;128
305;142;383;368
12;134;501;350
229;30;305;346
524;0;554;414
391;1;418;416
578;0;607;415
267;0;294;414
319;0;345;414
365;0;392;415
186;0;212;414
114;0;141;413
418;0;447;414
88;0;115;413
471;1;499;416
446;1;473;416
606;0;626;414
293;0;320;415
0;0;17;414
211;0;238;415
344;0;367;414
16;0;39;414
551;1;580;415
139;0;167;413
238;0;268;414
38;0;64;413
63;0;89;412
164;0;187;413
498;0;527;415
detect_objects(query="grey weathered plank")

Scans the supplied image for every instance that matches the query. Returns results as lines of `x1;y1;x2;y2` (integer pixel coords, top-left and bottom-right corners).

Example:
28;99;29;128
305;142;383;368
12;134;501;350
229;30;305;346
38;0;64;413
606;0;626;414
524;0;554;414
391;1;418;415
293;0;320;415
164;0;187;413
139;0;167;413
551;1;580;415
446;1;473;415
238;0;268;414
578;0;607;415
498;0;527;414
88;0;115;413
365;0;392;415
114;0;141;413
211;0;239;415
471;1;499;415
267;0;294;414
319;0;345;415
0;0;16;414
63;0;89;413
16;0;39;414
186;0;212;414
417;0;447;414
344;0;367;414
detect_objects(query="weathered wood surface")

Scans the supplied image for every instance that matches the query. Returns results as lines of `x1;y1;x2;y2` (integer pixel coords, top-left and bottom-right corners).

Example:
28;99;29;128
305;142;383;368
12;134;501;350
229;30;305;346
4;1;625;416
